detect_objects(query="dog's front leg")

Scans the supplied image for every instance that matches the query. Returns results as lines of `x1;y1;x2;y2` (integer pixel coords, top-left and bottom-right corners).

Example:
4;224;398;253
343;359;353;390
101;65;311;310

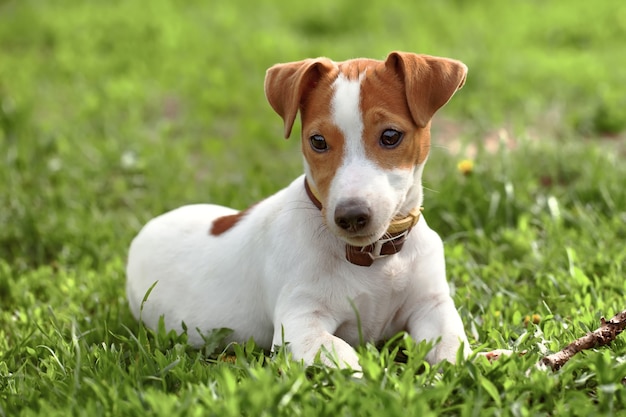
406;293;471;364
272;311;361;372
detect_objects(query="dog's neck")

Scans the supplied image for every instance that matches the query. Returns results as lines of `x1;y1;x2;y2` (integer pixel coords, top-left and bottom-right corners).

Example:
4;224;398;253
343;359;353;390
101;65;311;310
304;178;422;267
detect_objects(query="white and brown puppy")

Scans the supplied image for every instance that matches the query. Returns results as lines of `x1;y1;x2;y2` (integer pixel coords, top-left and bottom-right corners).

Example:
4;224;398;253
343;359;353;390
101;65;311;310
127;51;473;371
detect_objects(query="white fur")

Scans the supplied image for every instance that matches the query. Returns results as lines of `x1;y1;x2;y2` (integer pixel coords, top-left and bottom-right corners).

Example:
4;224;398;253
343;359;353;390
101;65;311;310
332;74;365;152
126;63;471;372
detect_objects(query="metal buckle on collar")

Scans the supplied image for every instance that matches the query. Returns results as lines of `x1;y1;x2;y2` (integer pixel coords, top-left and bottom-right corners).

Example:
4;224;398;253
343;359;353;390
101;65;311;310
360;229;410;260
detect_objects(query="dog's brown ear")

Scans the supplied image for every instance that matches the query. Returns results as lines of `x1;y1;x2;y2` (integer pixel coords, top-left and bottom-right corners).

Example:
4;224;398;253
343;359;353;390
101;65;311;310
265;58;335;138
385;51;467;128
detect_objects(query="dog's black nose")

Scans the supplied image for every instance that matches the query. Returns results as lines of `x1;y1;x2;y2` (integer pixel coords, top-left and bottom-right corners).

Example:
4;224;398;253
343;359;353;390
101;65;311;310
334;200;371;232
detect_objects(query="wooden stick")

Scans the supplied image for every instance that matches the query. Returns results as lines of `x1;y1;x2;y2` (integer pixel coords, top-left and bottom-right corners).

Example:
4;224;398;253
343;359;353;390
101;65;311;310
539;309;626;371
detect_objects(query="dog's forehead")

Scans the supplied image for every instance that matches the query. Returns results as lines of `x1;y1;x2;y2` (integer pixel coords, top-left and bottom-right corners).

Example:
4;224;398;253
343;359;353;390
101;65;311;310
302;56;409;132
330;58;404;99
335;58;382;80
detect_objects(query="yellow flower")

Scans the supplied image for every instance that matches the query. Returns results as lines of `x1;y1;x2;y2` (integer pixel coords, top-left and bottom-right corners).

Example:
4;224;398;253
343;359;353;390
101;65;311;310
457;159;474;176
523;314;541;326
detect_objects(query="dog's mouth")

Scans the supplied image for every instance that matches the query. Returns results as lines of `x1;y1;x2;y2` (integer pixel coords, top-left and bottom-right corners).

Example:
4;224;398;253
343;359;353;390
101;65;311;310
343;235;377;247
339;227;389;247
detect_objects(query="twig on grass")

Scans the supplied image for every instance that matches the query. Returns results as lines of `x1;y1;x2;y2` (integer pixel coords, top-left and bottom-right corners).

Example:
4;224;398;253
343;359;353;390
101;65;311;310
539;309;626;371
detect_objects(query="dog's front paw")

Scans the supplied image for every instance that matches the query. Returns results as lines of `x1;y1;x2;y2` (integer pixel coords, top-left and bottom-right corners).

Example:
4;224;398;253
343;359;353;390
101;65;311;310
282;331;363;373
426;339;471;364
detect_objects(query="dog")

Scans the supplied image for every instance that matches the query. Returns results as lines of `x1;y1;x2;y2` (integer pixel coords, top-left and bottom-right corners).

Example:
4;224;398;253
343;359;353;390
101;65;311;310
126;51;475;371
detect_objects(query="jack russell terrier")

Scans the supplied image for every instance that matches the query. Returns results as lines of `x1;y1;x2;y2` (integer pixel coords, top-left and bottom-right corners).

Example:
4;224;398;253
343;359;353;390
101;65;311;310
127;51;484;371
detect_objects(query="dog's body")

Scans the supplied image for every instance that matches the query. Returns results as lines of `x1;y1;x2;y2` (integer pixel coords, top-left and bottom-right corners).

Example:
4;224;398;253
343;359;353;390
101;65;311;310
127;51;472;370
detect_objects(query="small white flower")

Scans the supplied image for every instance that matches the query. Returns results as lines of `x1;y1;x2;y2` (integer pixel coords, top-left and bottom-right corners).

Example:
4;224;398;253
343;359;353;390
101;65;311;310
48;157;62;172
121;150;137;169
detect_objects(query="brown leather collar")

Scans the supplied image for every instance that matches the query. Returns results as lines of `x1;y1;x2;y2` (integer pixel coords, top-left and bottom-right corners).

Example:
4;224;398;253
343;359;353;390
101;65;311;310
304;178;422;267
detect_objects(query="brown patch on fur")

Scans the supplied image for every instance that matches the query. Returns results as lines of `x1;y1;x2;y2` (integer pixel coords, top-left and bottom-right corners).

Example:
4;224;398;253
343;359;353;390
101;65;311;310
264;58;344;206
300;78;345;205
360;64;428;168
385;52;467;128
338;59;379;80
358;53;467;168
265;58;338;138
210;205;256;236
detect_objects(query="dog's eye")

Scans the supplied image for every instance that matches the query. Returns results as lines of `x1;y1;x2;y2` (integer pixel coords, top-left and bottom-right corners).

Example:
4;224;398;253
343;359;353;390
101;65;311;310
380;129;403;148
310;134;328;152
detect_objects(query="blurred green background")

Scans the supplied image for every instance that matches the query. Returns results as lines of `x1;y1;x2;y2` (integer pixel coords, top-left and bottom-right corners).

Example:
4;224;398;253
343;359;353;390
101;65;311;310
2;0;624;271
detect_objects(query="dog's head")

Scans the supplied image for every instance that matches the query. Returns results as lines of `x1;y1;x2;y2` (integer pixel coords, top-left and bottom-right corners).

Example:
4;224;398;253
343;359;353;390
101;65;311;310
265;51;467;246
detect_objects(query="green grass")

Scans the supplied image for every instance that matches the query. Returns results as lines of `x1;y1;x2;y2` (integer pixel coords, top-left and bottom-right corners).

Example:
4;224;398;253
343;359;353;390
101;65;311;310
1;0;626;415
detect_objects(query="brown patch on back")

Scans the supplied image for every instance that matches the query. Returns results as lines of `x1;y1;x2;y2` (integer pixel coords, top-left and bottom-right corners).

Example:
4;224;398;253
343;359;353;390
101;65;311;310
210;204;256;236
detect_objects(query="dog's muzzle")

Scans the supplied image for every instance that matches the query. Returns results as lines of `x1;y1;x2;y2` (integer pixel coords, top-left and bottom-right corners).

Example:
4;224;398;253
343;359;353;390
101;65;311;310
304;178;422;267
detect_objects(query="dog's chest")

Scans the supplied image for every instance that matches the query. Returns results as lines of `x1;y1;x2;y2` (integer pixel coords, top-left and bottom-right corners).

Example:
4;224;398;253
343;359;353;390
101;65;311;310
332;261;413;343
334;293;406;345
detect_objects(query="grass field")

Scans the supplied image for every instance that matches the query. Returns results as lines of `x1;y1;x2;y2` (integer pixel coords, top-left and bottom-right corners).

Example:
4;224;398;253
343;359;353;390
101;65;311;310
1;0;626;415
